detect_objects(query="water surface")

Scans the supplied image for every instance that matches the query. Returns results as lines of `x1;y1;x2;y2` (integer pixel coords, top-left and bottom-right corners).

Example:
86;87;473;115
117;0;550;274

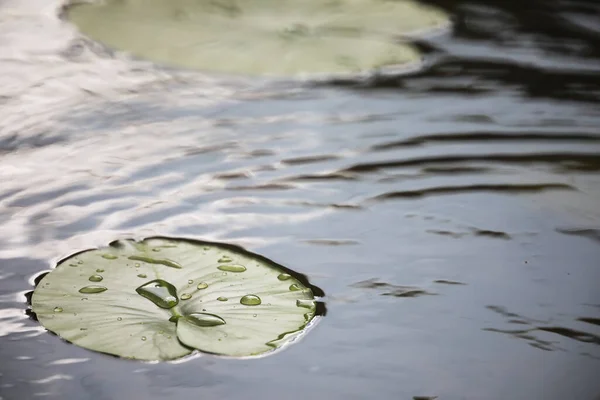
1;0;599;399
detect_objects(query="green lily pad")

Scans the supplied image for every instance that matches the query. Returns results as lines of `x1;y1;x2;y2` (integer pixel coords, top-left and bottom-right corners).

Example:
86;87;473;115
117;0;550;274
31;237;323;361
65;0;450;76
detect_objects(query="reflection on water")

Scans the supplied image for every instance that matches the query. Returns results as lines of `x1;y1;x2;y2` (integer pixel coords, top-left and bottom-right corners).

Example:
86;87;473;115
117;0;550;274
1;0;600;399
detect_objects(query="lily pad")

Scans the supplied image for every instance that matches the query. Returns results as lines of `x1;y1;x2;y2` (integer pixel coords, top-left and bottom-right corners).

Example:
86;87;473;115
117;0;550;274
65;0;450;76
31;237;323;361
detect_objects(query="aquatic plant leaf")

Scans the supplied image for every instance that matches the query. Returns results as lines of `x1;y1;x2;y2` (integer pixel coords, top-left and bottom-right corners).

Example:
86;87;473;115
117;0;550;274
31;237;321;361
66;0;449;76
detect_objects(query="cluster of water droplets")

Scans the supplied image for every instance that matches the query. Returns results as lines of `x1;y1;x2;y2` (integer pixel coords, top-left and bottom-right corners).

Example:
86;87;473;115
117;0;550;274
49;245;317;343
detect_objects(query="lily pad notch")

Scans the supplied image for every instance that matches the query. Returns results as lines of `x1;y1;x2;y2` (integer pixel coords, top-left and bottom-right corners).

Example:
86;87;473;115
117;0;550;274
30;236;325;361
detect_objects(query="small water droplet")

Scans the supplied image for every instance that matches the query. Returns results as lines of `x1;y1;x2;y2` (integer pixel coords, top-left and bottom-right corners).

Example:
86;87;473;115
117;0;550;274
289;284;302;291
217;264;246;273
253;314;257;317
203;247;210;251
53;307;63;313
202;308;207;312
217;296;228;302
88;274;103;282
218;256;233;263
187;279;193;284
167;335;172;339
240;294;261;306
117;317;122;321
81;298;88;301
181;293;192;300
222;272;227;276
197;282;208;290
137;274;147;278
185;313;226;327
101;254;118;260
96;269;104;273
79;285;107;294
296;299;315;309
136;279;178;309
277;273;291;281
78;260;83;265
135;263;141;267
141;336;147;341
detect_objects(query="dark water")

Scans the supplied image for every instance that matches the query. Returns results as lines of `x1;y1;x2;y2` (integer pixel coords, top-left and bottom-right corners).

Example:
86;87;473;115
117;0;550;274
1;0;600;399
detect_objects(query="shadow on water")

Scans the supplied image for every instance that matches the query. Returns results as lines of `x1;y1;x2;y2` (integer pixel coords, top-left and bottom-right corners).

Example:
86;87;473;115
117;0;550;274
0;0;599;399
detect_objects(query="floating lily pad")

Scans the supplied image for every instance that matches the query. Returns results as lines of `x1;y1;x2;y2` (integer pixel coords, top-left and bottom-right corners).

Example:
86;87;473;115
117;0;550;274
31;237;323;361
65;0;449;76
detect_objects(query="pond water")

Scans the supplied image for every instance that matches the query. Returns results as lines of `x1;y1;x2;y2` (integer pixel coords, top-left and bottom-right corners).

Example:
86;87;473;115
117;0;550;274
1;0;600;399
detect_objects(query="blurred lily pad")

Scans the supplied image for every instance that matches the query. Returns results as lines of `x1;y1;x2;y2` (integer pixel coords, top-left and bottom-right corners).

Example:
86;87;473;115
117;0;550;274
66;0;450;76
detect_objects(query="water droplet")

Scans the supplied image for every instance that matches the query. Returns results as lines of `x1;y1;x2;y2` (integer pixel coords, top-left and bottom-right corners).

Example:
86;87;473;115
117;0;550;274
217;264;246;273
53;307;63;313
137;274;147;278
181;293;192;300
78;260;83;265
79;285;107;294
218;256;233;263
96;269;104;273
222;272;227;276
203;247;210;251
135;263;141;267
167;335;172;339
217;296;228;302
296;299;315;309
88;274;103;282
136;279;178;309
117;317;122;321
202;308;207;312
187;279;193;284
141;336;147;341
197;282;208;290
277;273;291;281
240;294;261;306
253;314;257;317
185;313;226;327
128;255;182;269
289;284;302;291
101;254;118;260
81;298;88;301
